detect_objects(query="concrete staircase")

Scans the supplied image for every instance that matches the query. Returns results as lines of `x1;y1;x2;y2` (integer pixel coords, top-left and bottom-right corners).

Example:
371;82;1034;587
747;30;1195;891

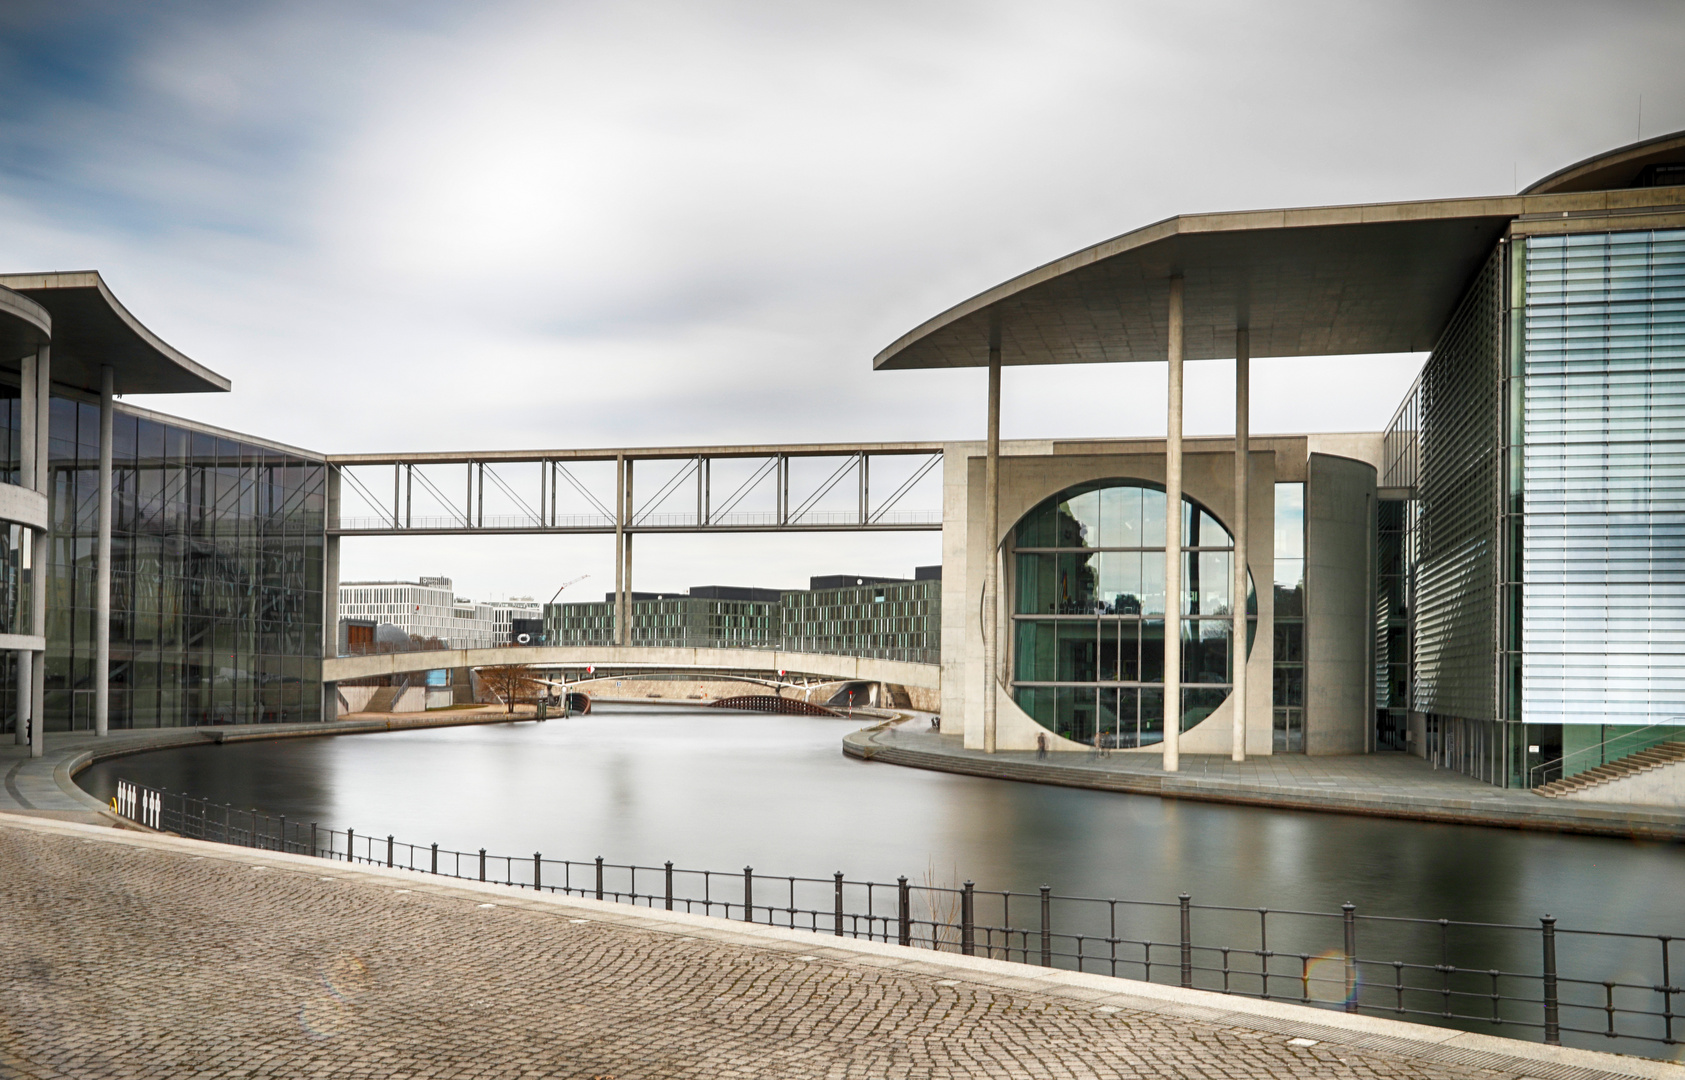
362;678;409;714
1534;740;1685;798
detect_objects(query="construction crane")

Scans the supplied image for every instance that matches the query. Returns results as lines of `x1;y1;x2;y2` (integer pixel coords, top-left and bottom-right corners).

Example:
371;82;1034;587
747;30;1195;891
547;574;590;605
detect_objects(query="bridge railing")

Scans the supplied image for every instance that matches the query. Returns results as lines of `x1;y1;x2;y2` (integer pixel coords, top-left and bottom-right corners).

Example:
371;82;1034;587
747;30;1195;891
332;638;940;666
113;778;1682;1059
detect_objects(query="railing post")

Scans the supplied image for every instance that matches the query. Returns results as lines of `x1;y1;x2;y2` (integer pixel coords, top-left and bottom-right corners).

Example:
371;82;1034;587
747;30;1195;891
1179;894;1193;988
834;872;844;936
961;881;975;956
534;853;542;892
430;842;438;875
251;809;259;848
479;848;487;882
1542;915;1560;1045
347;828;354;863
744;866;754;923
387;835;394;868
665;861;674;911
1040;885;1052;968
1342;902;1358;1013
595;856;604;900
898;876;911;947
279;815;286;853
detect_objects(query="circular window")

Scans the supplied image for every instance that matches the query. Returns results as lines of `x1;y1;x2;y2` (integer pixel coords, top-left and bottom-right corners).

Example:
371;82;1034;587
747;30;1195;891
1011;479;1255;747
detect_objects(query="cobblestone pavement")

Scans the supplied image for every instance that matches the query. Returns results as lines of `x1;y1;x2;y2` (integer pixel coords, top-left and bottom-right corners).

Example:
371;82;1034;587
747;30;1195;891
0;817;1673;1080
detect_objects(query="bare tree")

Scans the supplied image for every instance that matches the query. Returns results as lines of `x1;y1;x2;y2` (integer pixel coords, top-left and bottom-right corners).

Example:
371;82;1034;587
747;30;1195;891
477;664;533;715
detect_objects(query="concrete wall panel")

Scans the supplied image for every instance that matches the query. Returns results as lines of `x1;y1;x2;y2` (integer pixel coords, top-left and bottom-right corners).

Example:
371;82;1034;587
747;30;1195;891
1305;452;1377;755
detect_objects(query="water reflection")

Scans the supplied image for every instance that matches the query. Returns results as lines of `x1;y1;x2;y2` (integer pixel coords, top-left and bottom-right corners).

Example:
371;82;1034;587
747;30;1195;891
78;705;1682;928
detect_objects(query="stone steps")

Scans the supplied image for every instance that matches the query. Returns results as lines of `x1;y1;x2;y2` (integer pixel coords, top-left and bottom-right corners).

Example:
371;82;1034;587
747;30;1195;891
1533;740;1685;798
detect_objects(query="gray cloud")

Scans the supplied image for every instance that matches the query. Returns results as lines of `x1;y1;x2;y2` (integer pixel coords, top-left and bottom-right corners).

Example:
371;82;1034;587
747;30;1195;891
1;0;1681;597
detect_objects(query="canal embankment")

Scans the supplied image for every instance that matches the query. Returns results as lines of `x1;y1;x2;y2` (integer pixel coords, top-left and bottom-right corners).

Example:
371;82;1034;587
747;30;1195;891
844;725;1685;842
2;812;1676;1080
0;711;535;825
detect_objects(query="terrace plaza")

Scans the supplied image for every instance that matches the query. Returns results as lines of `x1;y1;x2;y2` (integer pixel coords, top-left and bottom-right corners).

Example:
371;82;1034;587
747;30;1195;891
0;133;1683;810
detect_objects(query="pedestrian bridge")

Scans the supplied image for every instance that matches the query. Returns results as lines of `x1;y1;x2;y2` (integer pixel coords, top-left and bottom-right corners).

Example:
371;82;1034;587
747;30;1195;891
322;646;940;692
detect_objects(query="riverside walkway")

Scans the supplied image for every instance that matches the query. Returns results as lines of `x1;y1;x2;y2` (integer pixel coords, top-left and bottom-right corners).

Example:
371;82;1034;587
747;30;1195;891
843;727;1685;841
2;814;1678;1080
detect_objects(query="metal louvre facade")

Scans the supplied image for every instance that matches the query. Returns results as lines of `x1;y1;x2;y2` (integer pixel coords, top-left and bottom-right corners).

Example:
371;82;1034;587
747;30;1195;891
1521;229;1685;728
1409;251;1504;725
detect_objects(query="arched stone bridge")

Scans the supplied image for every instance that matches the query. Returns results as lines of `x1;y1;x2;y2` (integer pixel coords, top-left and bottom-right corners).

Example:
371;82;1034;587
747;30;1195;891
322;646;939;693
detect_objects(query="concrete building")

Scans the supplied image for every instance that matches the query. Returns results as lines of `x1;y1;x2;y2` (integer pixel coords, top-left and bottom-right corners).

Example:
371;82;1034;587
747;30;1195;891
338;577;539;650
880;131;1685;788
5;132;1683;793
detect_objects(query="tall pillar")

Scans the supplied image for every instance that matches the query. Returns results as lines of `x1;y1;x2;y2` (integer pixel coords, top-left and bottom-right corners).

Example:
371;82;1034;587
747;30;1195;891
1232;329;1249;762
28;344;48;758
14;348;34;747
982;336;1002;753
1163;278;1184;773
613;455;626;645
95;366;112;736
322;465;341;721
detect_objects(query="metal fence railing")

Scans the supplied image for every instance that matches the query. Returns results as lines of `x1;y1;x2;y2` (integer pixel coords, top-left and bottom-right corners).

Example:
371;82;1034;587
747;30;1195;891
113;779;1681;1059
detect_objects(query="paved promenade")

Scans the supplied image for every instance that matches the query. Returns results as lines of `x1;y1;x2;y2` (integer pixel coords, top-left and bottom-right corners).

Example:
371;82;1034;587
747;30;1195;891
844;728;1685;841
1;814;1677;1080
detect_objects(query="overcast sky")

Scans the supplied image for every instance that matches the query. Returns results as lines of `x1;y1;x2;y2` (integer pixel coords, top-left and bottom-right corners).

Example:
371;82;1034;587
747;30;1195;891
2;1;1681;601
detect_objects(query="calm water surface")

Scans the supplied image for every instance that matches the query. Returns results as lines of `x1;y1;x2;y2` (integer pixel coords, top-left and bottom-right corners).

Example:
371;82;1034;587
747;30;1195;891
78;705;1683;931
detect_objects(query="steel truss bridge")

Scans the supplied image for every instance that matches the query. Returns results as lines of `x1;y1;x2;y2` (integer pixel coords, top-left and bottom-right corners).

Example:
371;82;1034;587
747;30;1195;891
326;442;945;536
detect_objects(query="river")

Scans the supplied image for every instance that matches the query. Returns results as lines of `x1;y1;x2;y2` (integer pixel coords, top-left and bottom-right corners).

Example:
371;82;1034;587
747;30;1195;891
78;705;1681;929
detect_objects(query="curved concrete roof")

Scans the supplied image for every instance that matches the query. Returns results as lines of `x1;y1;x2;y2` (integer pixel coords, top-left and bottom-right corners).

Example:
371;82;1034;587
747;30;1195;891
0;271;229;395
0;286;52;365
874;133;1685;372
874;198;1515;369
1523;128;1685;195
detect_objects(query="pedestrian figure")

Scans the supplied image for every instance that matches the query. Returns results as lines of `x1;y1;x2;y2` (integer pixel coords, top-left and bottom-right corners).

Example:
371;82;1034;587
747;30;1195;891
1036;732;1048;759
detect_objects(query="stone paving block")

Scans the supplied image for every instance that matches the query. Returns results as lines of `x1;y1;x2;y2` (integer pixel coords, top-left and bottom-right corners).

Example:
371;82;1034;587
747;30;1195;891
1;815;1677;1080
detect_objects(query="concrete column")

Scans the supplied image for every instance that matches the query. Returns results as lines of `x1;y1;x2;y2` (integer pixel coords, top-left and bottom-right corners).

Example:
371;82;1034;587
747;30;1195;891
613;455;626;645
28;344;48;758
322;466;341;722
1163;278;1183;773
1231;329;1249;762
982;336;1002;754
15;348;35;746
14;650;29;747
95;366;112;736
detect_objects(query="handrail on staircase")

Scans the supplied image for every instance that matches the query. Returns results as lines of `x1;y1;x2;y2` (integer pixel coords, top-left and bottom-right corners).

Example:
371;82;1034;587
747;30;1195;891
1528;719;1684;789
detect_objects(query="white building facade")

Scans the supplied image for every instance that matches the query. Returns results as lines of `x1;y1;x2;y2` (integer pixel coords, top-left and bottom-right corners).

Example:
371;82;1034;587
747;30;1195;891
339;576;539;649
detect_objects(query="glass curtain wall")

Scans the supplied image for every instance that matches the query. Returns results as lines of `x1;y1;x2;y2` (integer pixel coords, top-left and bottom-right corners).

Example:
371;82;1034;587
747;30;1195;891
1272;482;1305;752
14;400;328;730
1010;480;1254;747
1521;228;1685;781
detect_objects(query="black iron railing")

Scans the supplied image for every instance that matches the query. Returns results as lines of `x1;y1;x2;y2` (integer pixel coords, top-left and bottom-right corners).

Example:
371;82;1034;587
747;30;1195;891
113;779;1681;1058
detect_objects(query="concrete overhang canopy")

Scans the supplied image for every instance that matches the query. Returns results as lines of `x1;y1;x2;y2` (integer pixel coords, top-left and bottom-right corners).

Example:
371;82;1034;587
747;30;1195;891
1523;129;1685;195
0;271;230;395
873;199;1520;370
0;286;52;364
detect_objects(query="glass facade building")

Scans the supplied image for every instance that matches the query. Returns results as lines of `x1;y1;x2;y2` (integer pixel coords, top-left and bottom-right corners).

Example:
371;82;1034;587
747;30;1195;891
1379;227;1685;785
0;394;326;732
544;579;938;660
1008;480;1254;747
